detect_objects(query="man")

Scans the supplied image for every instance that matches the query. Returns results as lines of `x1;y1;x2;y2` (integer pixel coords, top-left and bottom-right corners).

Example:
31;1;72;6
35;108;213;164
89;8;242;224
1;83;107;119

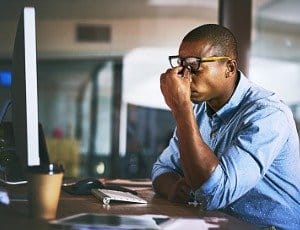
151;24;300;229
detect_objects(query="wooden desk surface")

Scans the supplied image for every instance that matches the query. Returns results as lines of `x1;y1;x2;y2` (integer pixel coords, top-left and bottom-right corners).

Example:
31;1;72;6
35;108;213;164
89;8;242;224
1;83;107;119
0;181;258;230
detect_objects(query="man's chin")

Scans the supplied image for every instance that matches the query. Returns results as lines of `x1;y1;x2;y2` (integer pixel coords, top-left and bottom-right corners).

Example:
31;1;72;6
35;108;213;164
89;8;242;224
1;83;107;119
191;98;202;104
190;94;203;104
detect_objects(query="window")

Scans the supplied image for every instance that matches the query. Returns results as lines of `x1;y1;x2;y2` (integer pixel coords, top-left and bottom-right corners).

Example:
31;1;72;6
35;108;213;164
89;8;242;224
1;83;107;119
250;0;300;130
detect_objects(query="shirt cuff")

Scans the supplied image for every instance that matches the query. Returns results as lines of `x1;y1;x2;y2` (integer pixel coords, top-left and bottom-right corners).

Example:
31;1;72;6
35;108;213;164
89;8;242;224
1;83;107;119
193;164;223;208
201;164;223;193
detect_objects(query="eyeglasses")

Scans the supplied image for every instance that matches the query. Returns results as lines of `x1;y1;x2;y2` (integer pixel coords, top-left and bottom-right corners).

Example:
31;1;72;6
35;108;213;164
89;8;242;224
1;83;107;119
168;55;231;73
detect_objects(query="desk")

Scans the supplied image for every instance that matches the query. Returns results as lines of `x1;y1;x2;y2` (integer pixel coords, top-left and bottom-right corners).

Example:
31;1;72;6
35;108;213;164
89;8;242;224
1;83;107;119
0;181;258;230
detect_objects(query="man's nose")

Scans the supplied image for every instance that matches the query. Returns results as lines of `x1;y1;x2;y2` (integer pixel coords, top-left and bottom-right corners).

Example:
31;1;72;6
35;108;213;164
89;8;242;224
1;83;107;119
178;66;192;75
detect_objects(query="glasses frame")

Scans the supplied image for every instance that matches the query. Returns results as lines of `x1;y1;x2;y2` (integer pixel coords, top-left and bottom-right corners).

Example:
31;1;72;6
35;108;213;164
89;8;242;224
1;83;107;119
168;55;231;73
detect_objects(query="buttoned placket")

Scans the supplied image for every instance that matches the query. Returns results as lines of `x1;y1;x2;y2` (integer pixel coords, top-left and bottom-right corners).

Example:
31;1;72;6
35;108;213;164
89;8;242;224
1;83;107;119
209;114;220;147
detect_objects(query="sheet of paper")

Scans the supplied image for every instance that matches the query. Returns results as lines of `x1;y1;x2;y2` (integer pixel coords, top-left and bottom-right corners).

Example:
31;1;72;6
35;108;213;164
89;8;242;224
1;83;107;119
161;218;220;230
50;213;167;229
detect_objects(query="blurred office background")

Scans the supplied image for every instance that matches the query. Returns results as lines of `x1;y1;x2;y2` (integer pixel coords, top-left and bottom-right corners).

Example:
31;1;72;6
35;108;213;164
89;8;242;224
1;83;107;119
0;0;300;179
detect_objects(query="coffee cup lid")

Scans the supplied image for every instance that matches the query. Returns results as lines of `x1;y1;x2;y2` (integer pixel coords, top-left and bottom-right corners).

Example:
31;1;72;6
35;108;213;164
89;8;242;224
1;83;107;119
27;163;64;174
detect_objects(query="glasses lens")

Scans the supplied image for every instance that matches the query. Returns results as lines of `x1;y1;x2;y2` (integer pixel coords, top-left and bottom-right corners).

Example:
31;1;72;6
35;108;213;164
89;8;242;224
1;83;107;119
169;56;200;73
183;58;200;72
169;56;181;68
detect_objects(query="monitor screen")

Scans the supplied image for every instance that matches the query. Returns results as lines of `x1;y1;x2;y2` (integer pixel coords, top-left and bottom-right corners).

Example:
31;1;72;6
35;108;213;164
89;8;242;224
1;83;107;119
123;103;175;178
11;7;40;171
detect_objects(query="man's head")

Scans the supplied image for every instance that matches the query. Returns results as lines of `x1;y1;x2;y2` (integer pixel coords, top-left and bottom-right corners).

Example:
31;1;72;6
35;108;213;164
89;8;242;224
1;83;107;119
177;24;238;111
182;24;238;60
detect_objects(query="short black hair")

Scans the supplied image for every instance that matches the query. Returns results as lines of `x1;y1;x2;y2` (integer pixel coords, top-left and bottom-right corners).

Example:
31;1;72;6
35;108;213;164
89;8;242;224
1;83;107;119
182;24;238;59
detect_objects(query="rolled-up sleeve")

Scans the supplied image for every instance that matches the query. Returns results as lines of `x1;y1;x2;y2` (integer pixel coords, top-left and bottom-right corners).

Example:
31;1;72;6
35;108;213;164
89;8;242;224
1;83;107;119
193;108;290;210
151;133;184;181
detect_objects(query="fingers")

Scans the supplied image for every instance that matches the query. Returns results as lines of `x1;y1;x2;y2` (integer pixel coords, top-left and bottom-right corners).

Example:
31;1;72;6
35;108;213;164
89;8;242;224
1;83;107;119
180;183;192;195
160;67;182;91
168;178;192;203
182;67;192;82
160;67;191;86
160;67;192;110
161;67;183;79
177;185;191;203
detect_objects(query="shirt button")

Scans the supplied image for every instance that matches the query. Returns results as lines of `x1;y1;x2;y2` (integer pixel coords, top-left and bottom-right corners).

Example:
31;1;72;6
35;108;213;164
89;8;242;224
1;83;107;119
210;132;217;138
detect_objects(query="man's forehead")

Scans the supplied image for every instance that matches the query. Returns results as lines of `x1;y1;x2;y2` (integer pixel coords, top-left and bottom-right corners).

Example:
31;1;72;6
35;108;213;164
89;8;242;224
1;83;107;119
179;40;216;57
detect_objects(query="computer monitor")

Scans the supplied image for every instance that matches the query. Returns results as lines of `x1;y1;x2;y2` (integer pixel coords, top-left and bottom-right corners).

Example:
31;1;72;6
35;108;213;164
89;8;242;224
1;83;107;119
12;6;40;168
0;7;49;184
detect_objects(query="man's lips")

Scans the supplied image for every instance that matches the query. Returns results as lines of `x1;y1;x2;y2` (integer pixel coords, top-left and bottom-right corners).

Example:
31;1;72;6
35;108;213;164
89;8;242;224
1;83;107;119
191;91;198;96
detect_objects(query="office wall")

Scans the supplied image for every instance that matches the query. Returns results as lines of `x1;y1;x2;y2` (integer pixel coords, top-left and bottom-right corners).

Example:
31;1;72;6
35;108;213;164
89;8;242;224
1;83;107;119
0;18;210;58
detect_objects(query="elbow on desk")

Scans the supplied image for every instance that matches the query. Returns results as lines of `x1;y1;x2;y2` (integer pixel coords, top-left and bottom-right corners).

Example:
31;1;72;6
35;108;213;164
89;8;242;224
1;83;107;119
193;191;227;211
192;165;232;210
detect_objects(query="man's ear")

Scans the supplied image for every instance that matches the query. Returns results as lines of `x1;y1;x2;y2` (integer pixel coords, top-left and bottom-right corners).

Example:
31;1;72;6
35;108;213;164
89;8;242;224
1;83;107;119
226;59;237;77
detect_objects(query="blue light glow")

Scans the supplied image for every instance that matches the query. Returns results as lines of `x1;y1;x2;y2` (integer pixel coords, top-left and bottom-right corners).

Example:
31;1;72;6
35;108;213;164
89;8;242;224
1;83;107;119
0;71;12;87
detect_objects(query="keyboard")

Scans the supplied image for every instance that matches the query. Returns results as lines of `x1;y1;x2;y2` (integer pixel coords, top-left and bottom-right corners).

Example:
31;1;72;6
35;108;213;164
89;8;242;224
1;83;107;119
91;188;147;205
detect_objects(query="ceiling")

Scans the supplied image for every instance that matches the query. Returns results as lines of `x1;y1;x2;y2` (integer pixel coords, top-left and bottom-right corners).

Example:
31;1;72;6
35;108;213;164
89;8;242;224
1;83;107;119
0;0;218;21
0;0;299;28
0;0;299;22
1;0;300;62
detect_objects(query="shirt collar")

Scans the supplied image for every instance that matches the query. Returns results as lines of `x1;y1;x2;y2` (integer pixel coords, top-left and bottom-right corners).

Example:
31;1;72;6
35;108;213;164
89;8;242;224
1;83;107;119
207;71;251;123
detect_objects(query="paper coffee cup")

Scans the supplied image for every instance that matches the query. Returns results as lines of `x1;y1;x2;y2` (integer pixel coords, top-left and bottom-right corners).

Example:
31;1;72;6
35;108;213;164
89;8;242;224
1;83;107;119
27;163;64;220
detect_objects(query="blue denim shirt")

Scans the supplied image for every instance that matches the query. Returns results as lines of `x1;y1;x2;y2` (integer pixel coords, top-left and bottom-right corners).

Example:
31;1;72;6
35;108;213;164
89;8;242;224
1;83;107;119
151;72;300;229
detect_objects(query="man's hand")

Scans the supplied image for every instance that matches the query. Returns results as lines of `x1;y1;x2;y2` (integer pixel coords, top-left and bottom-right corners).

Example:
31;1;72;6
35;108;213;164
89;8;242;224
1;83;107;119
167;177;192;203
160;67;192;112
152;172;191;204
